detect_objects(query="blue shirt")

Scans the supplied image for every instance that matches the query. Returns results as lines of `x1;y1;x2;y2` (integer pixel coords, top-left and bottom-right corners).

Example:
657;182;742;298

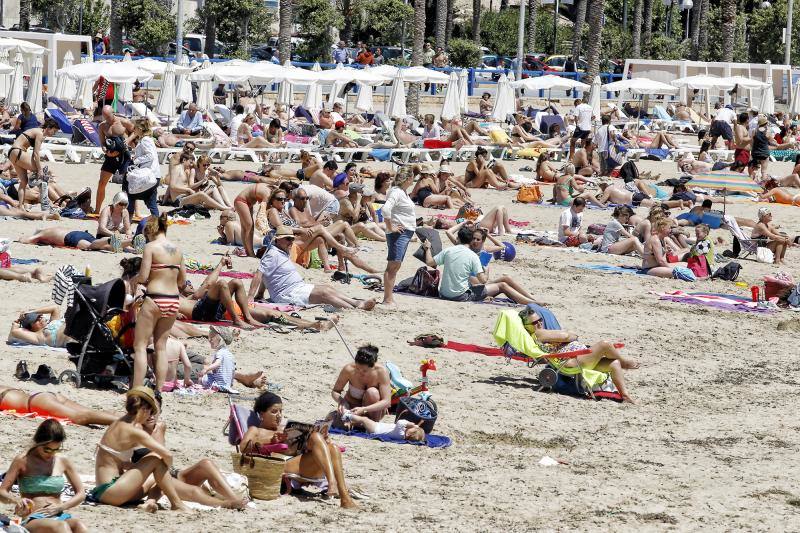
332;48;348;64
177;110;203;132
258;245;305;303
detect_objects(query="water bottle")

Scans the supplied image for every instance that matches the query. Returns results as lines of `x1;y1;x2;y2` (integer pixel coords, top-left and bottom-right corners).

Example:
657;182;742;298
85;264;92;278
39;179;50;211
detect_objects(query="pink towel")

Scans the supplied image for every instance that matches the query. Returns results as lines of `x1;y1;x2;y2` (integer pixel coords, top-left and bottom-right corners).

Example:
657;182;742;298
186;269;254;279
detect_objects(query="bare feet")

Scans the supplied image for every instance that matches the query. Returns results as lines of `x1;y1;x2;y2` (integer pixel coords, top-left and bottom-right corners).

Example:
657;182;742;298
222;495;249;510
238;370;266;388
621;358;640;370
231;318;256;331
138;500;158;513
621;394;637;404
172;502;192;512
314;314;340;331
358;298;377;311
32;268;52;283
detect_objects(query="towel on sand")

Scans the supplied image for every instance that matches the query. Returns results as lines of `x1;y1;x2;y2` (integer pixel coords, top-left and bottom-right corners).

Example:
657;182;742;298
328;427;452;448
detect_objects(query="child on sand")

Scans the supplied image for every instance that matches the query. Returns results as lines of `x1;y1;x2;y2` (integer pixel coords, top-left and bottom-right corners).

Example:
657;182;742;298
342;411;426;442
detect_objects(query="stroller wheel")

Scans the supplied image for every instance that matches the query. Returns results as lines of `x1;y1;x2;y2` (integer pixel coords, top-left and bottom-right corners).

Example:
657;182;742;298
58;369;80;388
538;367;558;390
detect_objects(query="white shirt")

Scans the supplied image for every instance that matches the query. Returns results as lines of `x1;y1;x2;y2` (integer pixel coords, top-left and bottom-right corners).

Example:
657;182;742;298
714;107;736;126
558;207;583;241
372;419;413;440
299;183;337;218
573;103;594;131
594;124;618;152
229;114;244;143
203;347;236;389
331;111;345;124
381;186;417;232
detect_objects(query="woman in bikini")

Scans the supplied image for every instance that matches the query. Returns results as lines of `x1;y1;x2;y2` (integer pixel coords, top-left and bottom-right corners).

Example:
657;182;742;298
8;305;70;348
96;192;132;238
553;164;605;207
235;114;272;148
0;386;118;426
8;118;60;209
0;420;88;532
331;345;391;422
463;148;517;189
235;182;272;257
750;207;795;265
162;154;231;211
758;187;800;207
641;219;687;278
535;152;558;183
133;215;186;390
93;387;188;512
240;392;357;508
410;165;459;209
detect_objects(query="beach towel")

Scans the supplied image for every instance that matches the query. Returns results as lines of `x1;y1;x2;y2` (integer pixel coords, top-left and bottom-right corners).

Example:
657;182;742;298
370;149;392;161
433;213;530;228
575;263;647;275
11;258;40;265
1;408;72;425
186;269;254;279
328;427;452;448
654;290;776;313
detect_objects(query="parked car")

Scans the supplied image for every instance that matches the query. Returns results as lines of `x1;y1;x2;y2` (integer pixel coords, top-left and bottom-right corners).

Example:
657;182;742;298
371;46;411;63
544;55;588;72
168;42;196;58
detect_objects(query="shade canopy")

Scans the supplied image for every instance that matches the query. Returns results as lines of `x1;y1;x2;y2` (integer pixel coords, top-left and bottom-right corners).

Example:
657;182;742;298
670;75;736;91
58;61;154;83
686;171;762;193
0;37;45;55
370;65;449;83
440;71;461;120
133;58;193;76
386;70;407;118
24;55;43;114
601;77;678;95
511;74;590;91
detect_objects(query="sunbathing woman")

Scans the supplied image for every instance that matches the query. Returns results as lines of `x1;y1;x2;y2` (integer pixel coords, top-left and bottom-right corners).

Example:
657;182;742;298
96;192;132;238
596;182;690;209
133;215;186;390
9;305;71;348
553;164;605;207
0;262;51;283
7;118;61;209
240;392;357;508
464;148;518;189
0;420;88;532
0;187;60;221
410;165;458;209
162;154;231;211
235;183;272;257
18;227;142;253
93;387;189;512
641;219;688;278
235;114;273;148
0;386;119;426
518;307;639;403
134;403;247;509
758;187;800;206
536;152;558;183
751;207;795;265
331;345;391;422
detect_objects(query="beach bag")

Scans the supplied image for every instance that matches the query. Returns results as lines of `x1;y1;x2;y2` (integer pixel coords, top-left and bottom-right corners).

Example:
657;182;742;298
231;443;287;501
410;333;445;348
711;262;742;282
516;185;542;204
126;166;158;195
756;247;774;264
686;255;710;278
408;267;440;297
395;396;438;433
672;266;696;282
456;204;483;221
619;160;639;183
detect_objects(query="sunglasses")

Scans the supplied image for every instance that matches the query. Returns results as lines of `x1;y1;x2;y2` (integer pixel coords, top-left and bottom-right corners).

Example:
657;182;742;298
41;445;62;454
274;196;287;202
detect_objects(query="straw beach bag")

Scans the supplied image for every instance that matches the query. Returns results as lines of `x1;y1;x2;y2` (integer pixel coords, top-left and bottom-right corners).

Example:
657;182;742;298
231;445;288;500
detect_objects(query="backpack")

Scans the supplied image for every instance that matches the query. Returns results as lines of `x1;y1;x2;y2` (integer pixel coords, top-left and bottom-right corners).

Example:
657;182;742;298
408;267;440;297
711;261;742;281
619;160;639;183
516;185;542;204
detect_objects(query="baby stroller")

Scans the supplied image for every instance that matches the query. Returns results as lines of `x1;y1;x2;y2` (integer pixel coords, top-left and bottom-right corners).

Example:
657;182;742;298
59;278;133;389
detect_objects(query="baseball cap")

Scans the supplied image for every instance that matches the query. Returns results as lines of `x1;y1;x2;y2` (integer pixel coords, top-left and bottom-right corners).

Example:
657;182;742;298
20;312;41;330
333;172;348;187
334;120;346;129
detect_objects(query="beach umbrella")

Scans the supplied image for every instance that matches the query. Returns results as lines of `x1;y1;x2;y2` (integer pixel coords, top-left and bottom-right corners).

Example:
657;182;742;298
277;80;294;107
74;57;94;109
355;82;374;113
760;65;774;116
440;71;461;120
687;171;762;215
7;52;24;108
194;58;215;111
24;54;43;114
511;74;590;92
326;64;347;107
671;75;735;91
302;62;323;111
719;76;769;90
458;69;469;114
491;74;515;122
53;50;77;100
155;61;177;117
175;55;193;104
601;77;678;95
588;75;601;122
789;79;800;116
386;70;406;118
116;52;134;108
0;48;9;100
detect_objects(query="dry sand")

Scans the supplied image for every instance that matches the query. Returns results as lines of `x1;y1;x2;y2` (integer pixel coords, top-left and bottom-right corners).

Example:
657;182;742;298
0;151;798;532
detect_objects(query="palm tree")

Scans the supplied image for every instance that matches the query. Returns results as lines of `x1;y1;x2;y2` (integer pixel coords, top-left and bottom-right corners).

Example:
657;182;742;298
571;0;587;61
697;0;709;55
204;1;218;58
642;0;653;57
689;0;701;59
278;0;293;63
435;0;447;50
720;0;736;62
409;0;426;116
631;0;642;57
446;0;455;45
472;0;481;46
585;0;604;80
19;0;31;31
527;0;537;52
109;0;122;54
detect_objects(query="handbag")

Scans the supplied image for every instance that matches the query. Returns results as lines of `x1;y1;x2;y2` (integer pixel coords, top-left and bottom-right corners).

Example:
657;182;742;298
231;441;288;501
408;267;440;297
126;166;158;194
756;247;774;264
515;185;542;204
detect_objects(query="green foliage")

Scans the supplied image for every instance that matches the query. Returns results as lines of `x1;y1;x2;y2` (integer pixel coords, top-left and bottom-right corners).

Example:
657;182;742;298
447;38;482;67
747;0;799;64
295;0;344;61
30;0;108;35
357;0;414;45
194;0;274;52
117;0;175;54
479;8;518;56
700;5;748;62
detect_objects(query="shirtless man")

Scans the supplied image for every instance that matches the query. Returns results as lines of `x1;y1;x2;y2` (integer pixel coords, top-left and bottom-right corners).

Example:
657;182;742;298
308;160;338;189
732;112;752;169
97;106;135;213
571;138;600;177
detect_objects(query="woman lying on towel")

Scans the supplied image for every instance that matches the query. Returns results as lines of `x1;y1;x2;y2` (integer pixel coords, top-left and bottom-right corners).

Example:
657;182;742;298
517;308;639;403
0;420;88;532
92;387;189;512
0;385;119;425
9;305;71;348
240;392;358;508
130;391;248;509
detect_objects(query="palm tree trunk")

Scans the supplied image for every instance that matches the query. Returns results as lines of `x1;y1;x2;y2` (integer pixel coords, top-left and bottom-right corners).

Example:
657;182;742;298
19;0;31;31
720;0;736;62
642;0;653;57
585;0;604;80
446;0;455;45
472;0;481;46
631;0;642;57
689;0;701;59
342;0;353;42
698;0;709;54
409;0;427;116
109;0;122;54
435;0;447;49
278;0;293;63
500;0;509;8
527;0;537;52
571;0;587;61
204;5;217;58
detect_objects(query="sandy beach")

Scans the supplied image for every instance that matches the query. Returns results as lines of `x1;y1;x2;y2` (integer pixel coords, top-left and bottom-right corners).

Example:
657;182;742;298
1;148;798;532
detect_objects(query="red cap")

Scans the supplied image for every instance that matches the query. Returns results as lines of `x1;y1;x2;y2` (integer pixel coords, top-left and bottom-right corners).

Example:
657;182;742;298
334;120;345;129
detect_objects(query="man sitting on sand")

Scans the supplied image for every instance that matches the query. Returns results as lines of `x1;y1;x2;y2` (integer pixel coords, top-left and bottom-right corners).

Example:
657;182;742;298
255;226;376;310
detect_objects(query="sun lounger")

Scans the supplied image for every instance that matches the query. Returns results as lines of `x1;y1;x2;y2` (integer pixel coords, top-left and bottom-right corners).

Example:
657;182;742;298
722;214;760;260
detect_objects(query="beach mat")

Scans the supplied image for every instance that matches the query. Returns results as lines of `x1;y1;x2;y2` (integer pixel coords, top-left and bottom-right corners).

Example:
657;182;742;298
655;290;776;314
575;263;647;275
328;427;452;448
